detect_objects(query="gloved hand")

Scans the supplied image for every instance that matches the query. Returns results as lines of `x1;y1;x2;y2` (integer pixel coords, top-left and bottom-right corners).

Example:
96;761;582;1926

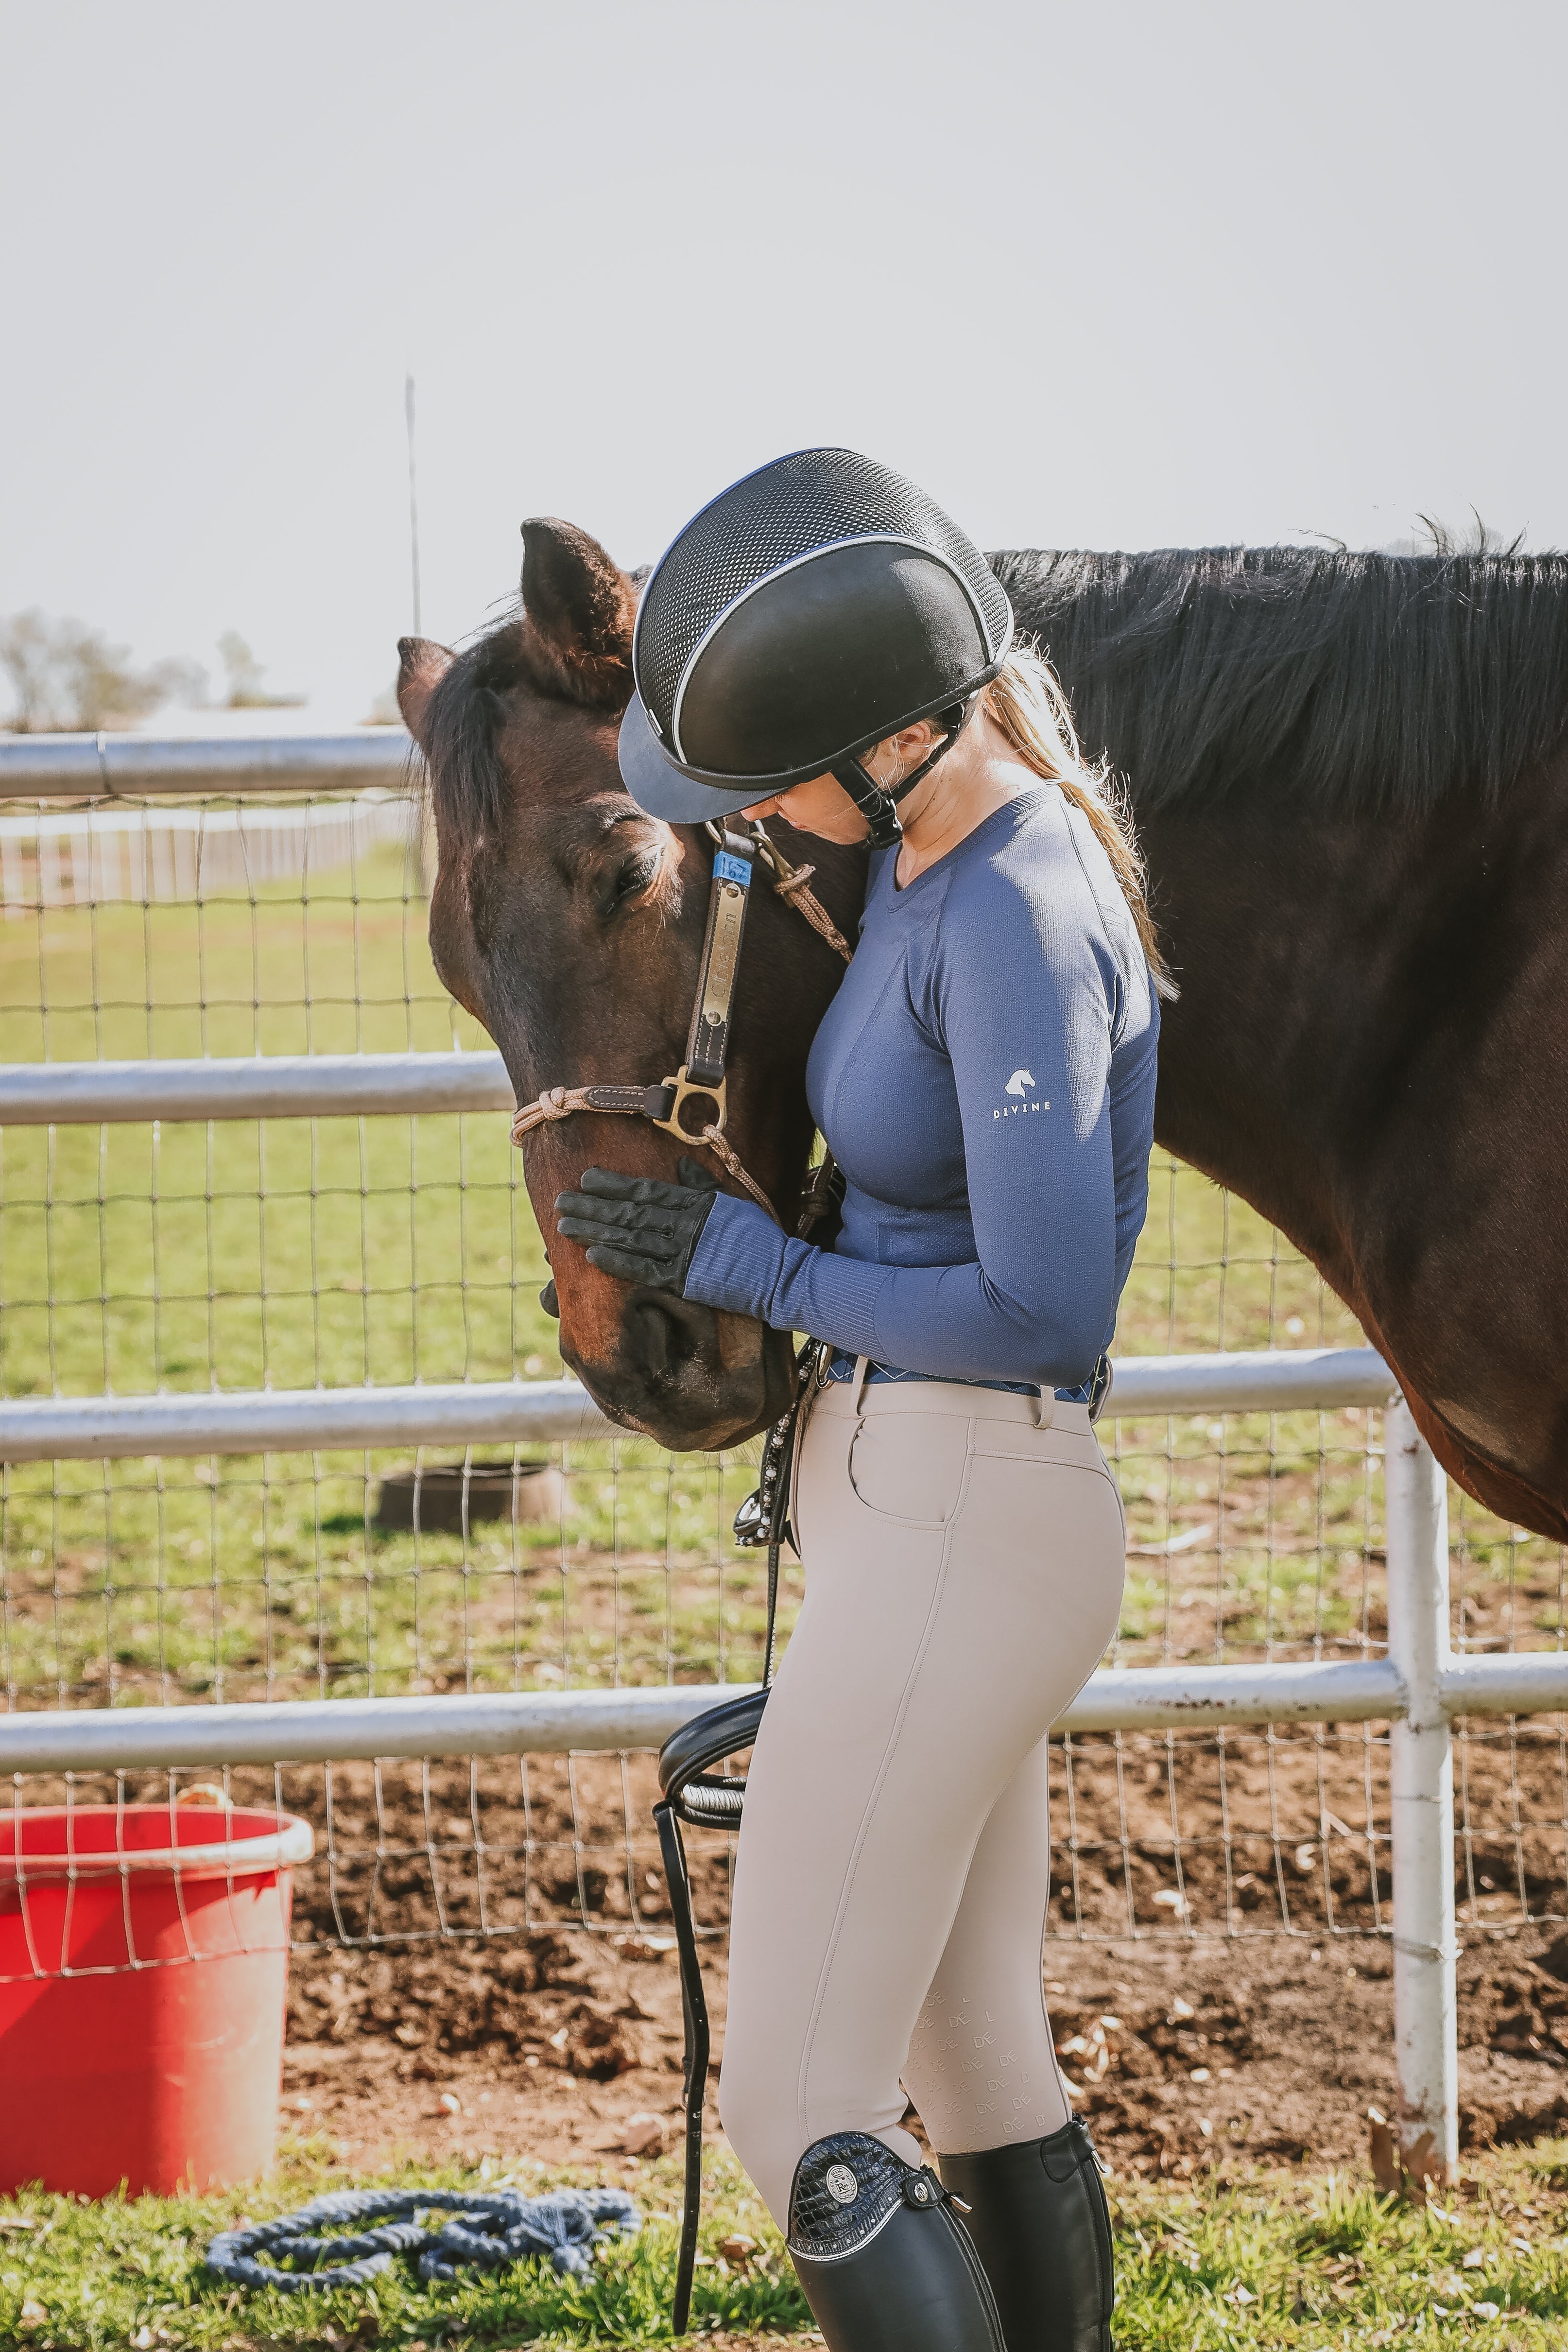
554;1157;720;1293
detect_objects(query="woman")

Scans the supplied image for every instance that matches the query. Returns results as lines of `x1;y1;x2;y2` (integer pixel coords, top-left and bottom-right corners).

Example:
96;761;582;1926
556;450;1163;2352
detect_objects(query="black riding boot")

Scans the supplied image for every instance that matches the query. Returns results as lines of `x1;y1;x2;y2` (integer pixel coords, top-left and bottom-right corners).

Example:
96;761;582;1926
937;2117;1115;2352
786;2131;1006;2352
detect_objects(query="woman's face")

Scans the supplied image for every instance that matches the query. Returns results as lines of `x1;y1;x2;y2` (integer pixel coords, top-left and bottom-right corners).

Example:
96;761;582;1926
741;770;869;843
741;720;937;843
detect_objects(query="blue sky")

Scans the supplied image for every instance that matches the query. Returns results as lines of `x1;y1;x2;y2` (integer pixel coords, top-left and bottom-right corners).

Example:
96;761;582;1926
3;0;1563;722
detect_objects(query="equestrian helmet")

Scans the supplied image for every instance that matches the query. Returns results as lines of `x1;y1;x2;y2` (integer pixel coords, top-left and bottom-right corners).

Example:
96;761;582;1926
619;448;1013;834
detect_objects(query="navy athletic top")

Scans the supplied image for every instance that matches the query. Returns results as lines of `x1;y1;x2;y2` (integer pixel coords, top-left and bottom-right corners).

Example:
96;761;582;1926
683;785;1160;1394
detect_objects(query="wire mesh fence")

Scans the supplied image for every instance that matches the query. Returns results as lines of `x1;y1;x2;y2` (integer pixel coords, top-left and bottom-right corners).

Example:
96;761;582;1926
0;781;1564;1997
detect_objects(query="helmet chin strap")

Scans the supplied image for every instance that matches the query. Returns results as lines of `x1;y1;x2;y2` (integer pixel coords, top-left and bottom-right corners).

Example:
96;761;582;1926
830;695;978;849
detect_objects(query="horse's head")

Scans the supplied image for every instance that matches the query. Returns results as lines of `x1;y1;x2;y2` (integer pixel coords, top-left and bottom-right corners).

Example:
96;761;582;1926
398;519;864;1452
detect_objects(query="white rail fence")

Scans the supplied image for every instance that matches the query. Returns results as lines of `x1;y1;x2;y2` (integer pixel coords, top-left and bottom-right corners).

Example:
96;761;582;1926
0;733;1561;2183
0;795;412;910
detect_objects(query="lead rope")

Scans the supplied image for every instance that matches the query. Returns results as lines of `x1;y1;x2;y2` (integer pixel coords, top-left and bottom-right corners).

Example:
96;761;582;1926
738;1173;843;1686
740;819;856;964
653;837;850;2337
206;2186;639;2296
504;819;855;2337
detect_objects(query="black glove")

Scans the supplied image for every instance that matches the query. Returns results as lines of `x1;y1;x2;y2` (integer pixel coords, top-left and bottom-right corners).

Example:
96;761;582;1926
554;1157;720;1293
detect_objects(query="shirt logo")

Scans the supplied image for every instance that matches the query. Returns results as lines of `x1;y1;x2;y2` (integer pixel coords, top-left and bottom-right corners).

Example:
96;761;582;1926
995;1068;1049;1120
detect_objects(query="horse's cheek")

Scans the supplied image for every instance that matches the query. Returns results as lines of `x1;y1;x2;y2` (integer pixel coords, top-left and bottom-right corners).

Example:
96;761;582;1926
427;864;490;1031
713;1308;771;1396
553;1255;631;1369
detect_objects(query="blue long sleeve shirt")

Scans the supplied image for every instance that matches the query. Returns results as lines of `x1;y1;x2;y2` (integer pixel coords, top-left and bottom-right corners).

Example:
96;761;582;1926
683;784;1159;1391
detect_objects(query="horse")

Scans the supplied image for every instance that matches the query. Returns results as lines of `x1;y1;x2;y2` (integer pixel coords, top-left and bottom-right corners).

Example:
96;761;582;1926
398;523;1568;1544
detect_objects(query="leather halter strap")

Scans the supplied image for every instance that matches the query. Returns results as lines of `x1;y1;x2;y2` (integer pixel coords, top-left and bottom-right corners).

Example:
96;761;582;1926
510;819;851;1221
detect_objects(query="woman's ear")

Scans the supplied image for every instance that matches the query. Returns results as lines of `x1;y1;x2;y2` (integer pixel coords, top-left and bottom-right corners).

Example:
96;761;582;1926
885;717;940;766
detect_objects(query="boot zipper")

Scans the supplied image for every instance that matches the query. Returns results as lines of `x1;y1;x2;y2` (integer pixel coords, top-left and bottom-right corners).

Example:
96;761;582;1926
930;2185;1008;2351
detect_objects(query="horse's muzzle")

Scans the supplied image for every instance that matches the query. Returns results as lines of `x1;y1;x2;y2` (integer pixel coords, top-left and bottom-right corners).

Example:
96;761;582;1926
562;1289;793;1452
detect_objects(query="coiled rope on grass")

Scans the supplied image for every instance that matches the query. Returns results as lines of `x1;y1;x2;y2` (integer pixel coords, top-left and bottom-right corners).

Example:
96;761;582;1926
206;2185;640;2295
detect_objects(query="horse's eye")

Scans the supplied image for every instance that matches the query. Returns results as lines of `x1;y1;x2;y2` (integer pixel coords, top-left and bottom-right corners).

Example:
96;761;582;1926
610;853;659;909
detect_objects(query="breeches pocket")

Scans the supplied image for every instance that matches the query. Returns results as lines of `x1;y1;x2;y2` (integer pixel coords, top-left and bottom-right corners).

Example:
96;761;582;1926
970;1427;1128;1545
846;1411;972;1526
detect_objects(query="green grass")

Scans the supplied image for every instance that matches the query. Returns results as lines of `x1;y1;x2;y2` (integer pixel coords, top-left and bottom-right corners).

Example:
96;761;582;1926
0;2144;799;2351
0;831;1561;1719
5;2144;1568;2349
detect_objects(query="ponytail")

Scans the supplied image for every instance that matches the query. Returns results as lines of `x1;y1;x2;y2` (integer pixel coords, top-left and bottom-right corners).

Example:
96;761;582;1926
983;643;1175;998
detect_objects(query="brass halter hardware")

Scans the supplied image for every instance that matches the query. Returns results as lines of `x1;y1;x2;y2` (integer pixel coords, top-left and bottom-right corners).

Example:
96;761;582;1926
653;1069;727;1143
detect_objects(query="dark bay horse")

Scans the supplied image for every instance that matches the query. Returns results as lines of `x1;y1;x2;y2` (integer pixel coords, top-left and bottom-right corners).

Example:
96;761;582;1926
399;524;1568;1543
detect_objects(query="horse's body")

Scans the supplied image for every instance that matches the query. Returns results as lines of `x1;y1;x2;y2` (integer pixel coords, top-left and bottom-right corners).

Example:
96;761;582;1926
400;527;1568;1542
999;546;1568;1542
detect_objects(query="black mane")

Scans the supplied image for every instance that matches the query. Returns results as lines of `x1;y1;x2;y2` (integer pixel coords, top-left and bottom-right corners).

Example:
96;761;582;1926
991;544;1568;814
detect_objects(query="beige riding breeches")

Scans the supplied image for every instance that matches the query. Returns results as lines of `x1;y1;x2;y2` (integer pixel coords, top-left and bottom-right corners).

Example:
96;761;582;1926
716;1367;1127;2225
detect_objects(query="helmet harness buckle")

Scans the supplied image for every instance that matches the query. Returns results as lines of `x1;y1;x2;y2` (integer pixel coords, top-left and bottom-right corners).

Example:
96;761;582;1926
830;693;980;849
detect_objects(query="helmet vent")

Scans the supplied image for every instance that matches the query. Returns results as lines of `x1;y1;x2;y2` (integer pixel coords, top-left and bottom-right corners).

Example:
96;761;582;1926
636;449;1012;732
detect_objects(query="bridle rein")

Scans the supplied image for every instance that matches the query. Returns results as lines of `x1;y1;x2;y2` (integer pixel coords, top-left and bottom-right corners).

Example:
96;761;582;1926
509;815;852;1220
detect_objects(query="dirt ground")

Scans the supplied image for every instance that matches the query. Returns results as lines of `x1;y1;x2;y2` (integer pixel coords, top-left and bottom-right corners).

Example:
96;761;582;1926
258;1725;1568;2185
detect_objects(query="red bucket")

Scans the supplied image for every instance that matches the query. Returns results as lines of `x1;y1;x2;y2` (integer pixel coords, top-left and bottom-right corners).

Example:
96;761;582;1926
0;1801;313;2196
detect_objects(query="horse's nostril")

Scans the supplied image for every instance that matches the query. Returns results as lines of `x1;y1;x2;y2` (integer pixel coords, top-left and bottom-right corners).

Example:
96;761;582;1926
629;1296;677;1377
625;1289;711;1382
561;1292;786;1449
539;1280;559;1317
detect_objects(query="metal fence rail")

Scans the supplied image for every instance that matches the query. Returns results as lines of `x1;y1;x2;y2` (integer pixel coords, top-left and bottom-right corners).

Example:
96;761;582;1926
0;730;412;797
3;1638;1557;1767
0;1347;1394;1460
0;1050;511;1124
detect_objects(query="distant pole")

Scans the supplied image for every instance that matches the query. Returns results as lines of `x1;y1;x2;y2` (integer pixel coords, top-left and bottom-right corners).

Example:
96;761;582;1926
405;374;422;637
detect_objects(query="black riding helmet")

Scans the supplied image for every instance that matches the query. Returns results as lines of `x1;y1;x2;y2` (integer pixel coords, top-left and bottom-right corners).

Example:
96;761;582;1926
619;448;1014;847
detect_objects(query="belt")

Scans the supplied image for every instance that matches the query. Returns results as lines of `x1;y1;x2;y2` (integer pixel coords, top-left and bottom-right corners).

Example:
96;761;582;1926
823;1349;1110;1416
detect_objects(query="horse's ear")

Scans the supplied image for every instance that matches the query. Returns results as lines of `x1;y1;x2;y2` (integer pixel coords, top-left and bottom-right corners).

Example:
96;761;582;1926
519;518;636;702
397;636;455;748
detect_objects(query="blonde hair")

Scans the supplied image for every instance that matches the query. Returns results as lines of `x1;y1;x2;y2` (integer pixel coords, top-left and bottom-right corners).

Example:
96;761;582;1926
982;643;1173;997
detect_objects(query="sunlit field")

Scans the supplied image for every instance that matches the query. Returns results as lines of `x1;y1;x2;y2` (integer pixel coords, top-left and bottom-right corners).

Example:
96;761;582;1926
0;827;1558;1723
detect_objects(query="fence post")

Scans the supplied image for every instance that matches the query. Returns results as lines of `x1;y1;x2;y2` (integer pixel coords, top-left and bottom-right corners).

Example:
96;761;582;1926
1384;1395;1459;2183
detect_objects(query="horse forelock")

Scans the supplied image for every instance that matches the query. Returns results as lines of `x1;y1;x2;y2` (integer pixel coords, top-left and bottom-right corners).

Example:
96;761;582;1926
992;541;1568;818
420;610;633;851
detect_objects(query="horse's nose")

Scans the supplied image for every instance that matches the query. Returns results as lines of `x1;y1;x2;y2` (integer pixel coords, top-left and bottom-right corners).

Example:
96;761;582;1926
559;1287;787;1452
622;1289;725;1388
